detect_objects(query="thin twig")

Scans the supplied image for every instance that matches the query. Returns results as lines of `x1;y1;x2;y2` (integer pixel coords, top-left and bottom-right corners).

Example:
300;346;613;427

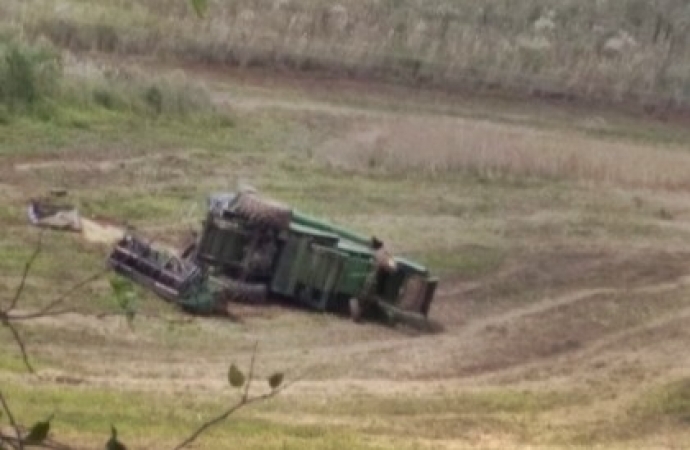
0;432;19;450
0;390;24;450
4;321;34;373
243;341;259;402
172;387;288;450
173;345;302;450
33;269;109;317
6;232;43;314
8;267;110;322
0;433;73;450
2;268;107;373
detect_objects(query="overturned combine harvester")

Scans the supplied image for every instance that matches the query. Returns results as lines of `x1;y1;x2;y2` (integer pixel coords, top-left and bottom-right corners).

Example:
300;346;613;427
108;190;438;327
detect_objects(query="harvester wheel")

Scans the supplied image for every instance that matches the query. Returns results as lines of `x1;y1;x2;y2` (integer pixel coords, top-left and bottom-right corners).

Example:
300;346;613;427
218;279;268;305
398;275;427;312
233;192;291;229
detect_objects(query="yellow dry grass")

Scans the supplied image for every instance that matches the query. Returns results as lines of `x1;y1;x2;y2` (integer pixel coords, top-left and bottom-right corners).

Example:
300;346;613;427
318;115;690;190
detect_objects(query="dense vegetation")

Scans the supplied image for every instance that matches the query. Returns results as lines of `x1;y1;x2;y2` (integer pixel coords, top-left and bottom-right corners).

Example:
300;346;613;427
4;0;690;111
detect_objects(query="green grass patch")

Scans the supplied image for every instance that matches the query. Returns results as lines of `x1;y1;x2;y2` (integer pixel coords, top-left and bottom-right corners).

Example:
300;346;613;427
0;351;48;373
632;378;690;426
0;380;391;449
303;389;585;418
255;389;589;443
417;245;507;277
542;378;690;446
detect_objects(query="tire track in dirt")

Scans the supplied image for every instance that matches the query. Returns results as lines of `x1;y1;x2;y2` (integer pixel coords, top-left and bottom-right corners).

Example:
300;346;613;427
12;150;202;173
15;271;690;391
215;92;382;118
448;272;690;336
331;271;690;381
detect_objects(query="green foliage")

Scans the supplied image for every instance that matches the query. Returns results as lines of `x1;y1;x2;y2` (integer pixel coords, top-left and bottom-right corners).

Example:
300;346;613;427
144;86;163;116
109;276;138;326
92;88;116;110
228;364;245;388
0;37;213;124
105;425;127;450
190;0;208;18
25;414;53;444
268;373;284;390
0;41;61;112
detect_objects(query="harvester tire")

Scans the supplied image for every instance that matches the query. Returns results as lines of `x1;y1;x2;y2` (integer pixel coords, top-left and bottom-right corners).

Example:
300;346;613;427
218;279;268;305
233;192;291;230
398;275;427;312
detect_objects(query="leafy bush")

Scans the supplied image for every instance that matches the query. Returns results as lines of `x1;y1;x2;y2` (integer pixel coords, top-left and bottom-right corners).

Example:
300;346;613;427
0;40;62;111
0;38;214;123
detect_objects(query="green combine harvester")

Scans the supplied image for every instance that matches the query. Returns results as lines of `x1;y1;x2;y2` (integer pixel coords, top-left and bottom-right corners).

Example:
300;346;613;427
108;189;438;328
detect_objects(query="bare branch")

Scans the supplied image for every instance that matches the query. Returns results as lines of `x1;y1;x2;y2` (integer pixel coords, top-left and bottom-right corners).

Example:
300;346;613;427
8;268;109;322
34;269;109;317
173;345;301;450
2;267;107;373
0;390;24;450
243;341;259;402
0;432;74;450
5;232;43;314
172;388;284;450
0;432;20;450
4;321;34;374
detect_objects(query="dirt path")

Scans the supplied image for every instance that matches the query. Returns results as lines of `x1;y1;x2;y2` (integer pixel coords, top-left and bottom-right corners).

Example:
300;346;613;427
215;92;382;117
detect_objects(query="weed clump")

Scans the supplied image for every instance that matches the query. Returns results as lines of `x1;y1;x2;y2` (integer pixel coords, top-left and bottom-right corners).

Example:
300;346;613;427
0;40;61;112
0;38;214;124
634;378;690;425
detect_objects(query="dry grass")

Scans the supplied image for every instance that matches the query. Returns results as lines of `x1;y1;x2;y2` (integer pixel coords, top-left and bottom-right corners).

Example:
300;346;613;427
316;114;690;190
7;0;690;111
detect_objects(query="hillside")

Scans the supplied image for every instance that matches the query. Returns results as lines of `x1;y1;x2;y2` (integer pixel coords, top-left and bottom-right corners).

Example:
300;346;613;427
2;2;690;449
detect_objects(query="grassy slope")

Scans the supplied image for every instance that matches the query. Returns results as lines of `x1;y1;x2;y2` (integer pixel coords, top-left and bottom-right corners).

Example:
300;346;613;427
2;67;690;448
2;8;690;448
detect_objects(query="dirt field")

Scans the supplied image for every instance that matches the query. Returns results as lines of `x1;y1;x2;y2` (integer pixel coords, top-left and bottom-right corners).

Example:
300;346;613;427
4;60;690;449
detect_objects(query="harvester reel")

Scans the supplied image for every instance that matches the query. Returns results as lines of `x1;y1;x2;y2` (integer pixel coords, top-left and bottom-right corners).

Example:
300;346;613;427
232;192;292;230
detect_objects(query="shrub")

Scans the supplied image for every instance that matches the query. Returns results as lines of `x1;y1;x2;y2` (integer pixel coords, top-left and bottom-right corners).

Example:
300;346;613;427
0;40;62;111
